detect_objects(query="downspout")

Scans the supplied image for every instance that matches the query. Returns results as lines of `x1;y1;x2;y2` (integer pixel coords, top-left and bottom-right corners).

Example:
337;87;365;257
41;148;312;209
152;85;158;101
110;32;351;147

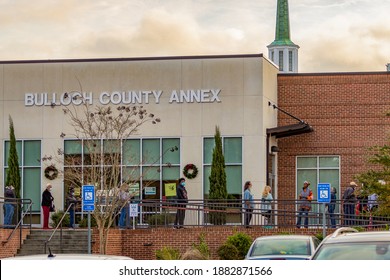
266;133;270;186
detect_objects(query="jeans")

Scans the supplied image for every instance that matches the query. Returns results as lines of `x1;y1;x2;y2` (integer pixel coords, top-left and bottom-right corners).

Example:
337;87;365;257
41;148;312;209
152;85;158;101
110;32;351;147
174;203;187;227
4;203;14;226
119;205;129;228
69;208;75;228
343;203;355;226
328;205;336;228
296;208;309;228
244;208;253;226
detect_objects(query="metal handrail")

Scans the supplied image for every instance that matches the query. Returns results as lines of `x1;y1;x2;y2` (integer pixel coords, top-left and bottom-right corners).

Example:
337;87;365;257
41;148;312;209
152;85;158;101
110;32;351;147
44;203;74;254
1;197;33;248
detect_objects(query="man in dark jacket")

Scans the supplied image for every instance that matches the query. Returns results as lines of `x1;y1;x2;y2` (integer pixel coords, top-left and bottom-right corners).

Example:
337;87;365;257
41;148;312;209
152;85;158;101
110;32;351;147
174;178;188;229
343;181;358;226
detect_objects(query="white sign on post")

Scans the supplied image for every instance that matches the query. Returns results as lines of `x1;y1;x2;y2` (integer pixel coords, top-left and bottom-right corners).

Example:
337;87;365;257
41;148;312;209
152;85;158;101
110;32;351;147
129;203;138;217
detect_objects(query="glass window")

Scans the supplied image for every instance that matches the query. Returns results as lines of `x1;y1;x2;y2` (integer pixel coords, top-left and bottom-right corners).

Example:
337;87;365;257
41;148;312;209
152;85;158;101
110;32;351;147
142;139;160;165
289;50;293;72
3;140;41;212
123;139;140;165
203;137;242;197
162;138;180;165
279;51;284;71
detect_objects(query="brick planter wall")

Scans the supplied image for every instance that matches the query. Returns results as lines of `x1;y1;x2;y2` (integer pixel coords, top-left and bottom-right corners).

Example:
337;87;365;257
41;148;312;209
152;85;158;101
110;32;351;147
0;228;30;258
92;227;328;260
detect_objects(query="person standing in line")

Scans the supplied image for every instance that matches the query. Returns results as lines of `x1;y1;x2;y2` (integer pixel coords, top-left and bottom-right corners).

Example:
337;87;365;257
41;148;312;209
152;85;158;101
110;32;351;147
243;181;254;228
41;183;54;229
66;187;79;229
261;185;273;228
118;183;131;229
296;181;313;229
326;187;337;228
342;181;358;226
4;185;16;228
174;178;188;229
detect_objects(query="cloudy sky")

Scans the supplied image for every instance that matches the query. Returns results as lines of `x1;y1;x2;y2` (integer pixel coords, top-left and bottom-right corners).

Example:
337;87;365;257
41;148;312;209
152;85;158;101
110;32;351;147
1;0;389;73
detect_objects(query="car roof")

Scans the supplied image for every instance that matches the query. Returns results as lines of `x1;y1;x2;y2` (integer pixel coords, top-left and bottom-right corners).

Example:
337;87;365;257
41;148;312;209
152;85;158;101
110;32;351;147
2;254;133;260
254;235;315;241
322;229;390;244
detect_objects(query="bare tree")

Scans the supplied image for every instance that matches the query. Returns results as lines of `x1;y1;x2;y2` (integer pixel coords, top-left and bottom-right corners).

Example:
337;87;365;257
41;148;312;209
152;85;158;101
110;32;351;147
56;94;161;254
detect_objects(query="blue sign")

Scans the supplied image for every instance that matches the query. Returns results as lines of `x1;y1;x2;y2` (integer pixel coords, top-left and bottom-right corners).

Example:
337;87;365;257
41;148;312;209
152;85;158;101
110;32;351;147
317;183;331;203
82;185;95;211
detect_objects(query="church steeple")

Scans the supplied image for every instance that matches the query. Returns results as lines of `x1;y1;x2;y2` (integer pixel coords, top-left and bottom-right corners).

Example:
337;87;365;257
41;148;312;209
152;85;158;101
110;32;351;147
267;0;299;73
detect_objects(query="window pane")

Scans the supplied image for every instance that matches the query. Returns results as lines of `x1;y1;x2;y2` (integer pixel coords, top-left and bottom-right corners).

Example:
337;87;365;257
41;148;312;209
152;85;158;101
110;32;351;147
226;166;242;194
203;138;214;164
23;168;41;212
123;166;140;182
4;141;22;166
319;157;339;168
224;138;242;164
162;139;180;164
143;166;160;180
24;141;41;166
123;139;140;165
142;139;160;165
297;170;317;198
103;140;121;166
203;166;211;196
64;140;82;166
319;170;339;190
162;166;179;180
297;157;317;168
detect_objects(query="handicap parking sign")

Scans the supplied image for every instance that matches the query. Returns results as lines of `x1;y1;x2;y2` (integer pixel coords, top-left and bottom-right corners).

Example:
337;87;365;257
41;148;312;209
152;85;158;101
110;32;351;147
317;183;331;203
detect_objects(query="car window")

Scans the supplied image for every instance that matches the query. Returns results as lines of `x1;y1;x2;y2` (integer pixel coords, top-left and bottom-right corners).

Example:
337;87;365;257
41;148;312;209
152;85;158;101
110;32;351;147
251;239;310;256
313;242;390;260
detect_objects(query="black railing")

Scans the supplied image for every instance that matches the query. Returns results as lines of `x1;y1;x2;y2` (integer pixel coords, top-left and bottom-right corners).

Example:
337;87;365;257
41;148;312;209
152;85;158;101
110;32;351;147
123;198;390;231
44;203;74;254
1;197;33;248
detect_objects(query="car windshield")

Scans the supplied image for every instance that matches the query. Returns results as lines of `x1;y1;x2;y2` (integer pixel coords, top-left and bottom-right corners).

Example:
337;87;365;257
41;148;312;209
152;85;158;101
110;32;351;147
250;239;310;256
314;242;390;260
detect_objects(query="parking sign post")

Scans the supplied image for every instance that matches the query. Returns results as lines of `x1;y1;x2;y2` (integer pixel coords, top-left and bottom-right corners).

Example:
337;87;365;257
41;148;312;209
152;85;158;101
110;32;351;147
317;183;331;237
82;185;95;254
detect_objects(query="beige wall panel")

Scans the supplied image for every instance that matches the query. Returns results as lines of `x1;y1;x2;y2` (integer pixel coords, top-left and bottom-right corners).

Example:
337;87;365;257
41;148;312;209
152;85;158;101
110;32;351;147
243;135;267;200
243;58;263;96
181;60;203;87
3;64;44;101
202;58;244;95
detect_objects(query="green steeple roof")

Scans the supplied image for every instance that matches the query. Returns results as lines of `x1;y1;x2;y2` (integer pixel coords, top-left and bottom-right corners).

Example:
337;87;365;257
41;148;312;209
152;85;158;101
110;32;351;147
269;0;297;46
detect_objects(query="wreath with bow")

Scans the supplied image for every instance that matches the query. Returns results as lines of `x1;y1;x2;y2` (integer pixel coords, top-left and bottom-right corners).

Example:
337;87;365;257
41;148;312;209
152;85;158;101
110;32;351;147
183;163;198;179
44;165;58;180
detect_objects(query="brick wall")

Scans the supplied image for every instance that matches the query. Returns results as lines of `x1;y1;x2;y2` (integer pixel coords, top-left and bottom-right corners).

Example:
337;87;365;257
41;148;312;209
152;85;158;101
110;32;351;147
92;227;327;259
277;72;390;199
0;228;30;258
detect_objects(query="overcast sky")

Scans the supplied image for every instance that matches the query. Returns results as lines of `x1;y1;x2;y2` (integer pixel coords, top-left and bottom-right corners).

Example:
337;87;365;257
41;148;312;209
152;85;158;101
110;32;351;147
1;0;389;73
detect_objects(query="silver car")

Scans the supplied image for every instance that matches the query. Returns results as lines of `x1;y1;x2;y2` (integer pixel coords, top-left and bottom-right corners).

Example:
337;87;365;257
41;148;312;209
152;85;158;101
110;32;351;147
311;227;390;260
245;235;321;260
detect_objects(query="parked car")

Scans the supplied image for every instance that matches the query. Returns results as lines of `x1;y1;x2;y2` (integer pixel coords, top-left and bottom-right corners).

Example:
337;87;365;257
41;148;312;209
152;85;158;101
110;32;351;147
1;253;133;260
311;227;390;260
245;235;321;260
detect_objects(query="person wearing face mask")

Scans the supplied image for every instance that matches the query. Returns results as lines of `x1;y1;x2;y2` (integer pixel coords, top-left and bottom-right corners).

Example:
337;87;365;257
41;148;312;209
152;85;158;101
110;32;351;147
41;183;54;229
66;187;79;228
174;178;188;229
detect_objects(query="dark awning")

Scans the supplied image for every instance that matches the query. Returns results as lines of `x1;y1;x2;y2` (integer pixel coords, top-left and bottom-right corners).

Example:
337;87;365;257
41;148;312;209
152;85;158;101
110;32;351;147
266;122;313;139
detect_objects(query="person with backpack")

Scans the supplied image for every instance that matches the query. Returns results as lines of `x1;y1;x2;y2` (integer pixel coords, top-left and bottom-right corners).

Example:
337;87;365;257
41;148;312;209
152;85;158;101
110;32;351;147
296;181;313;228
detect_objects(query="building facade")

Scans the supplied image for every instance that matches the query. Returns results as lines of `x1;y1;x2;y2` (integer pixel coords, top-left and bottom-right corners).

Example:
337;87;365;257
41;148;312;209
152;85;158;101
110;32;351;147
0;55;279;226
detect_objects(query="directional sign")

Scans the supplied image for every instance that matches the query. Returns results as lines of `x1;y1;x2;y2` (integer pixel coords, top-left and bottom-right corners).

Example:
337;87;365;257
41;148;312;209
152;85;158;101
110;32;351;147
317;183;331;203
82;185;95;211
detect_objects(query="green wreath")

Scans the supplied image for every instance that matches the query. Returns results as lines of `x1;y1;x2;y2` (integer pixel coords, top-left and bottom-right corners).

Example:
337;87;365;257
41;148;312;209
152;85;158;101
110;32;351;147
183;163;198;179
45;165;58;180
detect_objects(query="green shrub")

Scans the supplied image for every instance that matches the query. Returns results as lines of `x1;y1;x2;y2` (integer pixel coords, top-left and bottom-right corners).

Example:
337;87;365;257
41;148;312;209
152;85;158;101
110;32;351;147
50;211;70;227
217;232;252;260
217;243;240;260
192;233;210;259
155;246;181;260
79;215;98;228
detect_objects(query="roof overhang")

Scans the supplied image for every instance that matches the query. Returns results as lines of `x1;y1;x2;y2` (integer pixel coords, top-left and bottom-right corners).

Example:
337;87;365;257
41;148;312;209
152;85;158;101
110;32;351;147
266;122;313;139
